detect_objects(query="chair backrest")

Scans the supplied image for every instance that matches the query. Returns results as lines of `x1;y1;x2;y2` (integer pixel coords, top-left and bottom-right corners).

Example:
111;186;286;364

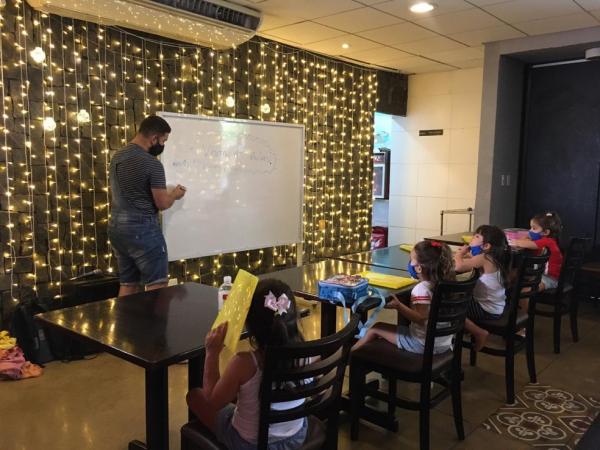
422;274;478;375
506;252;549;326
256;312;360;449
556;237;590;295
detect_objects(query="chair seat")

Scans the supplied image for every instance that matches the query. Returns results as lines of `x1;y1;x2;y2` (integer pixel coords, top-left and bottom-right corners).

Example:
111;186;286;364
181;416;326;450
351;338;453;379
475;311;528;335
537;282;573;300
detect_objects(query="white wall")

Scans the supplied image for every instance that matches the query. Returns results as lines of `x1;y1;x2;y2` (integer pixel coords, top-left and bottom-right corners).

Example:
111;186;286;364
387;68;483;245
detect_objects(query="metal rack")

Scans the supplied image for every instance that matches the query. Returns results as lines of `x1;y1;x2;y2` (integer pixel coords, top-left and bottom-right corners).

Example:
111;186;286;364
440;208;474;235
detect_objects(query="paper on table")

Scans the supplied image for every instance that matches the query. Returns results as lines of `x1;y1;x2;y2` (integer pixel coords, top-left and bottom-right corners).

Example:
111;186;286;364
359;271;417;289
212;269;259;354
462;235;473;244
399;244;413;252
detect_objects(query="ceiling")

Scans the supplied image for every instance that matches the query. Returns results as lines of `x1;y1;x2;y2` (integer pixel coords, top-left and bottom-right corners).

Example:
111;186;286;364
231;0;600;73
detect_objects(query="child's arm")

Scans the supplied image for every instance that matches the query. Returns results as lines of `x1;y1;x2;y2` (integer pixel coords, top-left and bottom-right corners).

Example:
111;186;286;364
512;238;538;249
454;248;485;273
186;323;252;430
386;295;429;325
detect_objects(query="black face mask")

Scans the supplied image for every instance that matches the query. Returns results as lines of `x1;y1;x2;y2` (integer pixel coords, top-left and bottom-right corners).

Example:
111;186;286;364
148;143;164;157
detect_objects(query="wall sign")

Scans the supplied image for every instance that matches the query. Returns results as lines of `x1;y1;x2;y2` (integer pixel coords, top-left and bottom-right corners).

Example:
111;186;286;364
419;129;444;136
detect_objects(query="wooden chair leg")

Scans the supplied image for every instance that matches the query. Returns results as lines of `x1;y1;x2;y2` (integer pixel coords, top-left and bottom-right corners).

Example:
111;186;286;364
526;320;537;384
349;364;364;441
469;336;477;367
450;368;465;440
553;303;562;354
419;382;431;450
387;375;397;424
569;295;580;343
325;402;340;450
505;338;515;404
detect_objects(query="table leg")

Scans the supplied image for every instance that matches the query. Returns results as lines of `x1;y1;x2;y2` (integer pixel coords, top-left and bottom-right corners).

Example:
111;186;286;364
321;302;337;337
128;366;169;450
188;353;205;421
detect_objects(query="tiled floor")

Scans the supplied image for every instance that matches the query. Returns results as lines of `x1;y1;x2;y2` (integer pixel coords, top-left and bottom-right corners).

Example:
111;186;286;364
1;300;599;450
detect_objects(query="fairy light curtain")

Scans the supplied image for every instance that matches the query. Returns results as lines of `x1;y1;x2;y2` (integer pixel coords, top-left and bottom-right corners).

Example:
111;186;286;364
0;0;377;309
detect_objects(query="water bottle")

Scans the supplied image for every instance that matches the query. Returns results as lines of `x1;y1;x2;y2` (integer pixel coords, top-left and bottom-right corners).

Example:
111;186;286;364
218;276;233;310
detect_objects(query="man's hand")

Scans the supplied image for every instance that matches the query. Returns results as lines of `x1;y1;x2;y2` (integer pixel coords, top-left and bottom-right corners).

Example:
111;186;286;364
172;184;186;200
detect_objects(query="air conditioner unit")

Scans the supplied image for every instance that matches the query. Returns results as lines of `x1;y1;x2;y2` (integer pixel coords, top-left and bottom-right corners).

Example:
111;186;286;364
27;0;262;49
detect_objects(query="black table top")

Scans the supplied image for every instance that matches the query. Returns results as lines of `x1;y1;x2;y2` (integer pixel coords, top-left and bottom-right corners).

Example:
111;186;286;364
36;283;218;369
260;259;414;301
425;232;472;247
334;246;412;271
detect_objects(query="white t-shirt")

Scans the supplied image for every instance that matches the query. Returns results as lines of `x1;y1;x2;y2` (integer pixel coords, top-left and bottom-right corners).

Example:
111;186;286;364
409;281;452;353
473;271;506;315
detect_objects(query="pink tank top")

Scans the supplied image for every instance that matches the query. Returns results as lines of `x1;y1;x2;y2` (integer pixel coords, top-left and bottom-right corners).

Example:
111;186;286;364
232;352;305;443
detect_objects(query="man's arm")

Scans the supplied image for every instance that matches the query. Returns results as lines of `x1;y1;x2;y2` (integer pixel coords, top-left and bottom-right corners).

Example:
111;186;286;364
152;185;186;210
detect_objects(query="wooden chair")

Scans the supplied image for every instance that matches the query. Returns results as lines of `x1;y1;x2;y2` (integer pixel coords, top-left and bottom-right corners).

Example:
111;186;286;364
181;300;378;450
349;275;478;450
534;237;590;353
466;252;549;404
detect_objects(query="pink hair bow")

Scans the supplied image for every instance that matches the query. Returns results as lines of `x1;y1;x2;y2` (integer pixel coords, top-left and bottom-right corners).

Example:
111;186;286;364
264;291;291;316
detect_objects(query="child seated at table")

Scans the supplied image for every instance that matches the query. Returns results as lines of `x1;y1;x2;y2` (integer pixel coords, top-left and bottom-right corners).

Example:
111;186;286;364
511;211;563;292
186;279;308;450
352;240;455;354
454;225;509;351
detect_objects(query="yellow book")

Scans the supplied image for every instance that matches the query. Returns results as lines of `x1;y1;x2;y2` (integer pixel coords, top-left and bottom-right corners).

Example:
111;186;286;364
212;269;259;354
462;235;473;244
359;271;417;289
399;244;413;252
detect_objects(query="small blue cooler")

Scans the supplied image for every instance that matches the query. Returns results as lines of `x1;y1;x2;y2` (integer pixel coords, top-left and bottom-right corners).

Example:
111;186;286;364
318;275;369;305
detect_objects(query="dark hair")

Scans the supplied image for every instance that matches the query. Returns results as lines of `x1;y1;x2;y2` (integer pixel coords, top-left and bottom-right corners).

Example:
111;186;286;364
413;240;455;288
245;279;303;351
138;115;171;137
475;224;510;286
532;211;562;240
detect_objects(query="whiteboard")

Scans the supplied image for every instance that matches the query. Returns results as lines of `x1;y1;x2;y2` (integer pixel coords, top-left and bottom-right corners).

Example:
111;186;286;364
158;112;304;261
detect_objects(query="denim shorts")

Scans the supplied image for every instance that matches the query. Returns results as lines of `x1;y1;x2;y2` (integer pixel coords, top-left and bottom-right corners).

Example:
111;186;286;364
108;213;168;286
215;404;308;450
541;274;558;290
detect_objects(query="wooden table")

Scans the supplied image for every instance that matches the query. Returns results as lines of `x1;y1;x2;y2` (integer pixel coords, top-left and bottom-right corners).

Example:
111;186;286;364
36;283;218;450
425;232;471;246
261;259;415;337
334;246;412;271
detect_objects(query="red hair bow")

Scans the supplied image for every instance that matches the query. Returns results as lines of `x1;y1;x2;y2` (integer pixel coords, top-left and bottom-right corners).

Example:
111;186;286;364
430;241;442;248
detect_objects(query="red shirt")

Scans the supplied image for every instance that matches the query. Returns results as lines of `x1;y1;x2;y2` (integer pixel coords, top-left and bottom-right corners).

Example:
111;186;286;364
534;237;563;280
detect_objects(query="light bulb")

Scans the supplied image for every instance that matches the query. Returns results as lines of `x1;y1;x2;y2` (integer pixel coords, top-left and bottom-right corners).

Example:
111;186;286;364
30;46;46;64
341;43;350;49
225;95;235;107
261;103;271;114
43;117;56;131
409;2;435;13
77;109;90;123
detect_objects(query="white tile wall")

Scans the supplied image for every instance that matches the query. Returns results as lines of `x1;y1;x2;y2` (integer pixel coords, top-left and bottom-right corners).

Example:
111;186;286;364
387;67;483;245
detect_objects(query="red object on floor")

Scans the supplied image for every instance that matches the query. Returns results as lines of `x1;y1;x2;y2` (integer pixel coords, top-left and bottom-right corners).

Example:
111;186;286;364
371;226;388;250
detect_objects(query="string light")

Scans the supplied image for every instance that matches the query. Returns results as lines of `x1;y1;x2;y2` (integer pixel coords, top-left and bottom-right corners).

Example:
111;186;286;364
0;0;378;306
29;46;46;63
76;108;90;123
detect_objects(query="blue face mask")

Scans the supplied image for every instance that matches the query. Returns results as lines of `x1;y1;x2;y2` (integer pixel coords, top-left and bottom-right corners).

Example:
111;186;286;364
470;245;483;256
529;230;543;241
407;262;419;279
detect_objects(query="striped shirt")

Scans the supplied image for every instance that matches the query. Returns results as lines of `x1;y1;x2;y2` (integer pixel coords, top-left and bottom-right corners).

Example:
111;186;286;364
110;143;166;215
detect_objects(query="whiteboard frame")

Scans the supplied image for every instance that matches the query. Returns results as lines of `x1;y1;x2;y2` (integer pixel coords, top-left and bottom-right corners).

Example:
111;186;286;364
157;111;305;262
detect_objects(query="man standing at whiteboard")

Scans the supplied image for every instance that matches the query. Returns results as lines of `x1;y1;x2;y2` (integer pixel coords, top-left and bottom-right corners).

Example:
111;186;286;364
108;115;187;297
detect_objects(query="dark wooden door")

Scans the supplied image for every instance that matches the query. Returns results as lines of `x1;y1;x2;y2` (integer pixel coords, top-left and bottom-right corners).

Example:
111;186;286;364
518;60;600;250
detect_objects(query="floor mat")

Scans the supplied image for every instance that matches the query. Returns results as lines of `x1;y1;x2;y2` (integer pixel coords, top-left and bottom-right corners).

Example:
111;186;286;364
482;384;600;449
